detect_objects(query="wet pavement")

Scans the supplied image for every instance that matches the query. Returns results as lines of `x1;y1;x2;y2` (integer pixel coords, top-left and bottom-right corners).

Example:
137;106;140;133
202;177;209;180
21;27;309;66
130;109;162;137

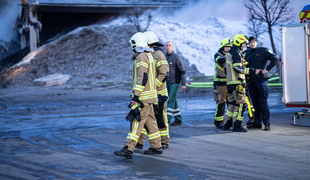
0;87;309;180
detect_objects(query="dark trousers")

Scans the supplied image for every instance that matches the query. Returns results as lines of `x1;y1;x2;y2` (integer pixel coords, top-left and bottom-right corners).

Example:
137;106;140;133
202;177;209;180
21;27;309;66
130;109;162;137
248;80;270;125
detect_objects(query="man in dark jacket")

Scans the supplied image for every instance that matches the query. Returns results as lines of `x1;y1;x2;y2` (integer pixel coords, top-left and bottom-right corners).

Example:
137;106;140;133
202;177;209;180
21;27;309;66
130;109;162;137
165;41;186;126
244;36;278;131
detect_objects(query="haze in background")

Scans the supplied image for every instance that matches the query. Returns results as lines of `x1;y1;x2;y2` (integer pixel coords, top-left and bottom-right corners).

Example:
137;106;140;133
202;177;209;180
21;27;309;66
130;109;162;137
0;0;20;42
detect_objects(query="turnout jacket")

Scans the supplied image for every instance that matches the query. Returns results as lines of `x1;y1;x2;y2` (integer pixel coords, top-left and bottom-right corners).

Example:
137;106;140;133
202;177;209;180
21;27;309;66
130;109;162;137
165;51;186;86
214;48;227;86
132;52;158;104
153;49;169;96
244;47;278;82
226;45;255;90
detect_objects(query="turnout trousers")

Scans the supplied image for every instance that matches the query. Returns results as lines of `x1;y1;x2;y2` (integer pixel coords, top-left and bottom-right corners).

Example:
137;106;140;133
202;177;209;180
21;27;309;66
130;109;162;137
125;103;161;152
224;89;246;125
138;101;170;145
167;83;182;123
248;80;270;126
214;85;227;122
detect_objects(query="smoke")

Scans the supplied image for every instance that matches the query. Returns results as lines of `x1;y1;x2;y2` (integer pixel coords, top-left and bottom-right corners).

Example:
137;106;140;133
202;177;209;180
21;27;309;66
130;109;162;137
0;0;21;42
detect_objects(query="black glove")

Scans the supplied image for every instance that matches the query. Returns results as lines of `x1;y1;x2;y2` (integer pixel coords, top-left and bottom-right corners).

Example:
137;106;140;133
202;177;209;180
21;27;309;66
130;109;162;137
158;95;168;104
131;95;145;109
153;104;165;128
126;110;136;122
134;107;141;122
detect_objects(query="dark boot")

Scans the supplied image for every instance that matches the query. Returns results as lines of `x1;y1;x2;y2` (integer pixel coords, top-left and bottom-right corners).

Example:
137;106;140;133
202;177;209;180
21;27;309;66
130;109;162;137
214;120;224;129
135;143;143;149
233;121;248;132
161;143;169;149
223;120;232;131
264;124;270;131
247;123;262;129
144;147;163;155
114;146;133;159
170;120;182;126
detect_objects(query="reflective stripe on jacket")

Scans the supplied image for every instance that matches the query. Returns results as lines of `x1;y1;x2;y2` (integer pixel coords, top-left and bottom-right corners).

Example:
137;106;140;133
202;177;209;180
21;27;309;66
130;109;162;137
132;52;158;104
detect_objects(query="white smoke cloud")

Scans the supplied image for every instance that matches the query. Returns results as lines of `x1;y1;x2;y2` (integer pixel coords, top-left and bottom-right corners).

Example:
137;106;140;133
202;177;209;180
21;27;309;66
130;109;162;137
0;0;21;42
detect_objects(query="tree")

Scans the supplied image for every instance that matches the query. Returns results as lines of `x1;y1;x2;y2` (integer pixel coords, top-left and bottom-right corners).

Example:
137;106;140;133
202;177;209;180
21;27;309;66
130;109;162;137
246;17;266;42
244;0;295;55
126;8;152;32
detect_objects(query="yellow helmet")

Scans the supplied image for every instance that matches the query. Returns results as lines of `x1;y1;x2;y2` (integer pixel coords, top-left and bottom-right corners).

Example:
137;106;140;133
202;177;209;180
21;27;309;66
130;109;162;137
220;38;232;48
233;34;248;46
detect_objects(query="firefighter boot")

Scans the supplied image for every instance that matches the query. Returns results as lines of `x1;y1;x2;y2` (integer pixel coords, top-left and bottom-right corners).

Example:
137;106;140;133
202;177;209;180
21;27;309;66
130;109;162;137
223;119;232;131
161;143;169;149
144;147;163;155
264;124;270;131
114;146;133;159
233;121;248;132
214;120;224;129
135;143;143;149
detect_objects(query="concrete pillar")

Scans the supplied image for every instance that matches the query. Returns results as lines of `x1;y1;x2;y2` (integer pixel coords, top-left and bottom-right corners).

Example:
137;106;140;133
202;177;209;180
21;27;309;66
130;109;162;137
29;8;38;51
20;34;27;49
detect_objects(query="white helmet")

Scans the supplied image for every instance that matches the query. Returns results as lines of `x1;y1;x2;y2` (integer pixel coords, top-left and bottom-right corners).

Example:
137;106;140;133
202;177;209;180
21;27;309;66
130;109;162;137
143;31;159;45
129;32;148;50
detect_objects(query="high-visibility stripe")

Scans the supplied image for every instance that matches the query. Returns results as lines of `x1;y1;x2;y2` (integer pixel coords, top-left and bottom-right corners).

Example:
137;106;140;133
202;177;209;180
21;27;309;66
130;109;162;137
307;13;310;18
132;120;139;134
226;111;233;117
156;78;163;87
237;104;243;121
300;12;305;19
163;111;169;132
171;112;181;116
215;63;225;71
134;84;145;92
167;108;180;112
227;81;241;85
245;68;249;75
141;128;147;135
158;88;168;96
156;60;168;67
136;61;148;68
233;112;238;117
159;130;169;136
139;90;157;100
127;133;139;142
214;78;227;82
215;116;224;121
148;132;160;140
233;63;242;67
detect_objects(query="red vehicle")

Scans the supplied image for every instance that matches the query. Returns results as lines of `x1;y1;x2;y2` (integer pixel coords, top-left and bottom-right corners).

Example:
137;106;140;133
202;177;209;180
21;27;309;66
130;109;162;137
300;4;310;23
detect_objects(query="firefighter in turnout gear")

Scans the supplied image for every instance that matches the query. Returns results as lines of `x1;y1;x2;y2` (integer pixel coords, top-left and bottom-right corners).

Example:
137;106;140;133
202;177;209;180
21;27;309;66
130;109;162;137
223;34;259;132
136;31;170;150
114;32;163;159
213;38;232;129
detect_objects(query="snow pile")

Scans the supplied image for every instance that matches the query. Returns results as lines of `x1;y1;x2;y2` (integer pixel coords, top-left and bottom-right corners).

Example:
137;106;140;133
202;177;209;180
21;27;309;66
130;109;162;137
1;25;137;88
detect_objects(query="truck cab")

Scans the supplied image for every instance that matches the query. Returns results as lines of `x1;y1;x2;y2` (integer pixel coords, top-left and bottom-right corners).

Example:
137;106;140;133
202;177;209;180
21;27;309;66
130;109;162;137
300;4;310;23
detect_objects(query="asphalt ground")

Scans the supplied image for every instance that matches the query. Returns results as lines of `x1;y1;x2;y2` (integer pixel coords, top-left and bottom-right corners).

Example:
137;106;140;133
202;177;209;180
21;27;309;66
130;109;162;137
0;87;309;180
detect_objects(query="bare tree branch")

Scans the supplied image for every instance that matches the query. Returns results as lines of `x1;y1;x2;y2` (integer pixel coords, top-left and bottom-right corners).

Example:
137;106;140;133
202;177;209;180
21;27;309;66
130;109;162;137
244;0;296;55
126;8;153;32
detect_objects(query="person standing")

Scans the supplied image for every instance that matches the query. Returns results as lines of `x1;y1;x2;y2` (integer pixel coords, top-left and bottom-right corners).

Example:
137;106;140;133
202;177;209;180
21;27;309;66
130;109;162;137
165;41;186;126
135;31;170;150
223;34;258;132
114;32;162;159
244;36;278;131
213;38;232;129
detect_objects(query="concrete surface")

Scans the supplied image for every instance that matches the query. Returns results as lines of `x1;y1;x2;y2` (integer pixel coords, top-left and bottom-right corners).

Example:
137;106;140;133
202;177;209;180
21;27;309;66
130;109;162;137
0;87;309;180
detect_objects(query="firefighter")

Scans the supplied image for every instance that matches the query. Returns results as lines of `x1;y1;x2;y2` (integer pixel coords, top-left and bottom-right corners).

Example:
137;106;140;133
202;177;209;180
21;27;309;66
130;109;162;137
135;31;170;150
213;38;232;129
223;34;259;132
244;36;278;131
114;32;162;159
